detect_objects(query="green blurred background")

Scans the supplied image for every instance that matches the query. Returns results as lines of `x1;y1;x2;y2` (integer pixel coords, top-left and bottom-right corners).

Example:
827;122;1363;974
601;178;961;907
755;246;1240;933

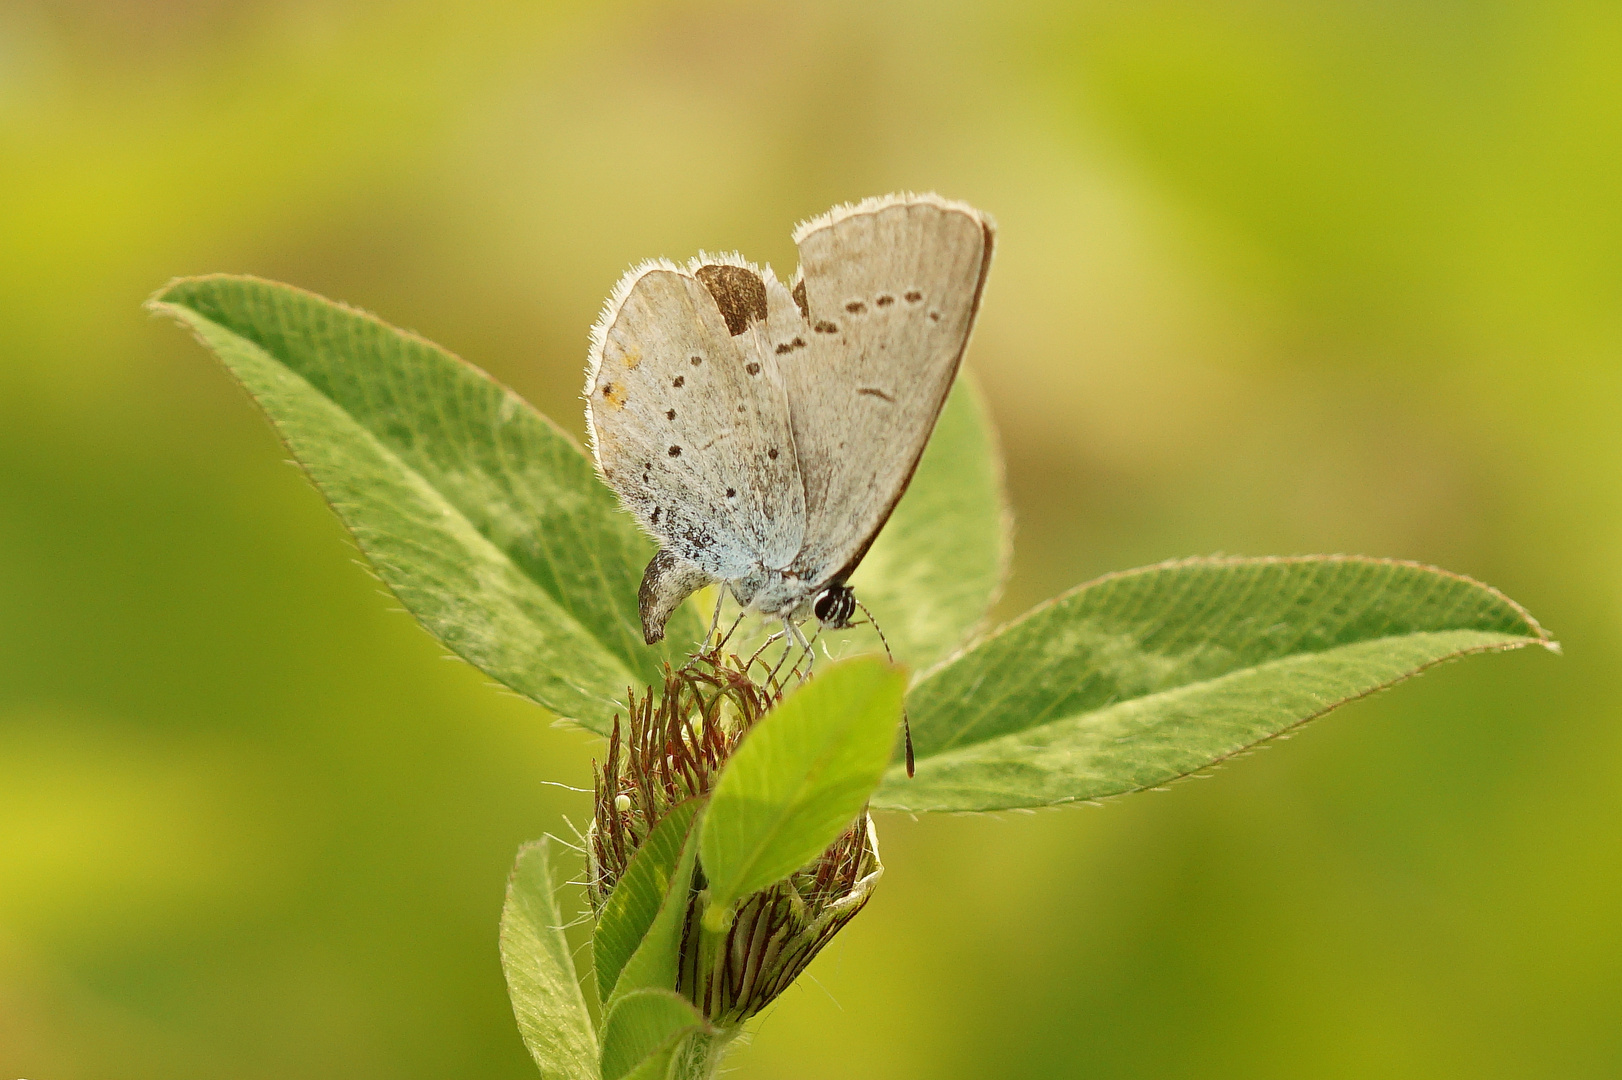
1;1;1614;1076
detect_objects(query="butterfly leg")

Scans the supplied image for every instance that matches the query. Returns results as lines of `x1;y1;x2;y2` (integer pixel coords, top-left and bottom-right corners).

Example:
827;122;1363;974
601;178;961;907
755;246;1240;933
769;618;821;687
712;605;748;655
744;626;789;682
703;588;727;651
790;621;823;678
765;617;801;687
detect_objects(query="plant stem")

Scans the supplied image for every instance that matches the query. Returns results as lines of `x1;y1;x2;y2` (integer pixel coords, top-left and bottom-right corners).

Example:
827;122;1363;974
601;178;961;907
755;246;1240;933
672;1027;738;1080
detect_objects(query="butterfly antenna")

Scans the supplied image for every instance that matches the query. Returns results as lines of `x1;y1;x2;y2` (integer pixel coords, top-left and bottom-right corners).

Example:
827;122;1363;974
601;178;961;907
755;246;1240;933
854;599;914;778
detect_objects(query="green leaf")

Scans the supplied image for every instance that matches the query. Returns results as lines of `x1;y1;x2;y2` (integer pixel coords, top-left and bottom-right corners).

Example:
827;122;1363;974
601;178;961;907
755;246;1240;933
499;837;601;1080
148;275;700;733
874;556;1556;812
848;375;1010;670
599;988;709;1080
612;813;704;1010
593;799;702;1005
699;657;906;919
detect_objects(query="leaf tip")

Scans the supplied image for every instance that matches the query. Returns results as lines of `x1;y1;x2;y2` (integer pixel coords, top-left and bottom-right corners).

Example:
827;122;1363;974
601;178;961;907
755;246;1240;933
144;274;220;315
142;283;182;318
506;835;570;900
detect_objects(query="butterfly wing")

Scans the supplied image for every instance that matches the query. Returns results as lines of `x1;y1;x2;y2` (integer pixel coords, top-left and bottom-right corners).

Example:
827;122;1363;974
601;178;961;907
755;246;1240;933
586;258;807;600
780;194;995;587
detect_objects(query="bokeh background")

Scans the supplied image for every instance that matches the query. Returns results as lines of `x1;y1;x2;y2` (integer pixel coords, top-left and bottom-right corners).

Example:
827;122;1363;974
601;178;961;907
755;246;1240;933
2;1;1616;1076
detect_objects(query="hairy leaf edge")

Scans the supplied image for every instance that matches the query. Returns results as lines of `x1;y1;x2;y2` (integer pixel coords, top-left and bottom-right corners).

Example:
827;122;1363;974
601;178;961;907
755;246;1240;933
878;626;1552;813
147;274;651;728
879;554;1557;812
911;554;1556;687
501;835;602;1078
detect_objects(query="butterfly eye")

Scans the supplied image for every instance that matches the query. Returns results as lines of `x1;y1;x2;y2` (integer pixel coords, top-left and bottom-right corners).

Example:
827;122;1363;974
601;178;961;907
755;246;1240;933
813;585;856;628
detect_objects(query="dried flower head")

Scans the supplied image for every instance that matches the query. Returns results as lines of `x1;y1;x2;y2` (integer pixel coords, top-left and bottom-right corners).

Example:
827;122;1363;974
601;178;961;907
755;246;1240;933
587;653;883;1025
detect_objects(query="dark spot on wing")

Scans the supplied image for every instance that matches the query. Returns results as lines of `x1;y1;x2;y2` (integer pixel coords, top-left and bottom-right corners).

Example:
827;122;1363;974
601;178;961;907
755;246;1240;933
845;300;866;314
928;311;941;322
858;387;896;403
668;445;682;457
875;294;895;307
666;409;676;420
672;522;716;550
695;264;768;336
745;362;760;375
813;320;839;334
651;506;661;523
775;342;792;354
791;279;809;320
737;404;745;412
792;336;805;348
726;488;736;498
905;290;923;303
690;354;702;365
673;375;685;387
604;467;614;479
767;448;779;460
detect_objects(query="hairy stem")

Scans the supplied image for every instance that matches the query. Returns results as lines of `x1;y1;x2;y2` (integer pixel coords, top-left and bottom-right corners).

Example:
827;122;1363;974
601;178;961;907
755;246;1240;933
672;1026;739;1080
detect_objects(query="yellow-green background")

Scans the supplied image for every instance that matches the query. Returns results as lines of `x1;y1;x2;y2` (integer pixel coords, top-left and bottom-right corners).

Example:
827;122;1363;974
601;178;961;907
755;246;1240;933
1;1;1613;1076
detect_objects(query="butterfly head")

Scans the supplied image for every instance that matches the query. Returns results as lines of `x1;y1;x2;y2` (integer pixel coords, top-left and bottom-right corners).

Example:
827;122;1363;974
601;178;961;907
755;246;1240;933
812;582;857;629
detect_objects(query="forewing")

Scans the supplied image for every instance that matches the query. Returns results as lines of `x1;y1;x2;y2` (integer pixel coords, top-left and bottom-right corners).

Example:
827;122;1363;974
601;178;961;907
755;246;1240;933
587;262;805;580
781;194;994;585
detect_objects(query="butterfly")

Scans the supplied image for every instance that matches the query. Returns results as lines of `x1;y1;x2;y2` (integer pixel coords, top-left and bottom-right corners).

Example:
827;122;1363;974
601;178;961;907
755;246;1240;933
585;192;994;658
